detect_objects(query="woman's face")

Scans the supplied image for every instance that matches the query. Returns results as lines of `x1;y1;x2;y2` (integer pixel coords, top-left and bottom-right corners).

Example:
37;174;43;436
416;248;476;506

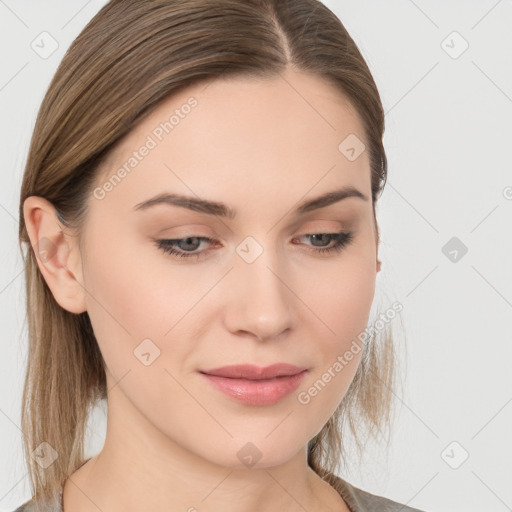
73;68;379;468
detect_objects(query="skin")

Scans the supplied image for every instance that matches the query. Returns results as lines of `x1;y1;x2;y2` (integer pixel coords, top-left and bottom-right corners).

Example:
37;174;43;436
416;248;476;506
24;67;381;512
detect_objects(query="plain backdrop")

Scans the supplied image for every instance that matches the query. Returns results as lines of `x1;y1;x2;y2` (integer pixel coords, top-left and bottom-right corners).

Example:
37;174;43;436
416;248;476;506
1;1;511;511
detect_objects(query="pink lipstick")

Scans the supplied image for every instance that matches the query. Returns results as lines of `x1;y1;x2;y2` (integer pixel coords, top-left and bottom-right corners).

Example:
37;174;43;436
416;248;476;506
199;363;308;406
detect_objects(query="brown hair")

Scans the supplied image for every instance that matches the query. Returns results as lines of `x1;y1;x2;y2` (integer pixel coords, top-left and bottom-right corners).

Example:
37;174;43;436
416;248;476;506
18;0;397;504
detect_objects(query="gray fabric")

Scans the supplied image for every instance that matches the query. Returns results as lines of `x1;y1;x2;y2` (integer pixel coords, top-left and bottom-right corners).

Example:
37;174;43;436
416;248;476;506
331;473;427;511
13;474;427;512
13;487;62;512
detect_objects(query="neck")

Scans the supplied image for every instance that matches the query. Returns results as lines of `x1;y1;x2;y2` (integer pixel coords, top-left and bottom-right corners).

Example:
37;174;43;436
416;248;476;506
62;392;347;512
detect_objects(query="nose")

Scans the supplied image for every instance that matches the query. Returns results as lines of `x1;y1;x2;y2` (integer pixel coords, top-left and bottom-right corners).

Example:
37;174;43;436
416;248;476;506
223;250;294;342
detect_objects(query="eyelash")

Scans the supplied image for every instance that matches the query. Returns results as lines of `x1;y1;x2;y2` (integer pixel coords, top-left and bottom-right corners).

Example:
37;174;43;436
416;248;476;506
155;232;354;260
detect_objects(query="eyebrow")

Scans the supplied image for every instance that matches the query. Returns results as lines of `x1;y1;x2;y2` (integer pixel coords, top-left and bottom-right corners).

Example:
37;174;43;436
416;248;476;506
132;186;369;219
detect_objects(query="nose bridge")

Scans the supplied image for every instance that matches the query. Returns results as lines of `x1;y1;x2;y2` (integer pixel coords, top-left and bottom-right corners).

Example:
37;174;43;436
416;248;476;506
225;235;293;340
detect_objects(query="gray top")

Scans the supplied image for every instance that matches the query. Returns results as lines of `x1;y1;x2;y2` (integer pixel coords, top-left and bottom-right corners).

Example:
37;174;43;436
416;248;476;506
330;474;426;511
14;473;426;511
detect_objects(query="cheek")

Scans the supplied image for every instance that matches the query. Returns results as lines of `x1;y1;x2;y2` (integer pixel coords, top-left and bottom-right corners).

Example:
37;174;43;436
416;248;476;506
80;225;175;371
299;249;376;347
83;219;183;331
325;262;375;338
295;252;375;409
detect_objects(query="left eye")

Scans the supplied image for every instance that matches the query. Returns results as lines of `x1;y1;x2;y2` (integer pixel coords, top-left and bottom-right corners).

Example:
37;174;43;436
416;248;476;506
155;232;354;260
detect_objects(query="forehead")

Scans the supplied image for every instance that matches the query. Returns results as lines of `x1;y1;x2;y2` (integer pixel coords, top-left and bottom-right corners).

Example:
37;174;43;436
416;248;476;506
91;68;370;216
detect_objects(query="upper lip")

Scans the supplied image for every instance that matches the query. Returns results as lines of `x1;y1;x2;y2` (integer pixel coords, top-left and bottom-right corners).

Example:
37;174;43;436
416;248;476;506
199;363;307;380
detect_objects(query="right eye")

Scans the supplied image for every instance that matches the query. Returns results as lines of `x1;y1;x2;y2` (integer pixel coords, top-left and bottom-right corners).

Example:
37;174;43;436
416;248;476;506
155;236;215;259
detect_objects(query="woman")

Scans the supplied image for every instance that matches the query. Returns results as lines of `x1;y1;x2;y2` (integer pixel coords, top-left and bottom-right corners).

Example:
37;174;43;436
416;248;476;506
15;0;427;510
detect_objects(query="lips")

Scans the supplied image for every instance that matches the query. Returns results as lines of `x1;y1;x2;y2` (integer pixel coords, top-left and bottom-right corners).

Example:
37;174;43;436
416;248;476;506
198;363;307;380
198;363;308;405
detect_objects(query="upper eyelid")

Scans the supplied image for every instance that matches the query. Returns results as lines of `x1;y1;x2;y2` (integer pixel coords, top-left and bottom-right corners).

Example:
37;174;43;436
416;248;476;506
156;219;354;236
160;228;349;240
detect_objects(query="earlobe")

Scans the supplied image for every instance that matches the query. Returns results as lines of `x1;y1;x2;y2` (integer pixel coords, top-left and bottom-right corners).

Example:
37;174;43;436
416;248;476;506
23;196;87;314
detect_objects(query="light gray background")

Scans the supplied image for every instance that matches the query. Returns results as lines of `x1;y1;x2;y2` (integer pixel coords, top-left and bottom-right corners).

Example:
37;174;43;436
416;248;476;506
1;1;511;511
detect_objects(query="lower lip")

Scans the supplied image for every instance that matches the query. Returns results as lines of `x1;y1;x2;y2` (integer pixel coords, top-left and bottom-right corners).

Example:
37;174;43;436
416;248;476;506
200;370;308;405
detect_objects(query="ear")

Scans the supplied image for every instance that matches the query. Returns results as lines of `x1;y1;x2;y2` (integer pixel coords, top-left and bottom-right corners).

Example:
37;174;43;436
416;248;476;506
376;258;382;272
23;196;87;314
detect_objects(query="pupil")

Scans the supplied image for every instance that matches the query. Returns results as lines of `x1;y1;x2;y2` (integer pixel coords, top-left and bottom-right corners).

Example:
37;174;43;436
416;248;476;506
312;234;330;247
180;237;200;251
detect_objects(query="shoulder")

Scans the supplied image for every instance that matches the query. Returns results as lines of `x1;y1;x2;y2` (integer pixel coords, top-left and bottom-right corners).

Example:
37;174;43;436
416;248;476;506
12;501;31;512
12;501;59;512
328;473;428;512
12;500;31;512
